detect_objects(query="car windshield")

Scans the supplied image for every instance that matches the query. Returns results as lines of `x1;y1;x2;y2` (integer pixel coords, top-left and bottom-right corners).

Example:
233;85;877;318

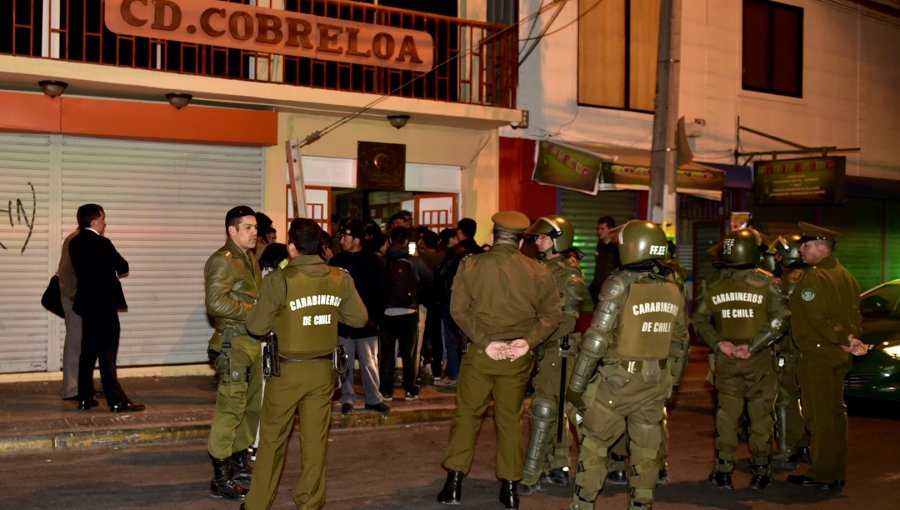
860;282;900;319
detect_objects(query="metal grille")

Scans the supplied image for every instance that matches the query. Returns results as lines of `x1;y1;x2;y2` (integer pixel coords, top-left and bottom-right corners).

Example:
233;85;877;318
0;0;517;108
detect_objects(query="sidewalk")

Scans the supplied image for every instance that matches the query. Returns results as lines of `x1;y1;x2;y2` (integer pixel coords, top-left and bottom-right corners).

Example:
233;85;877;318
0;349;712;456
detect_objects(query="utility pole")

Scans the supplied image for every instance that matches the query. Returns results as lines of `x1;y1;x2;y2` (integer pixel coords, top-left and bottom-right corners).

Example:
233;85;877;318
648;0;682;239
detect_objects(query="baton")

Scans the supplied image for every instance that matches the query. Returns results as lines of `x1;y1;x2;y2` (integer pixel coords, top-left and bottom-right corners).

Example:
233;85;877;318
557;335;569;443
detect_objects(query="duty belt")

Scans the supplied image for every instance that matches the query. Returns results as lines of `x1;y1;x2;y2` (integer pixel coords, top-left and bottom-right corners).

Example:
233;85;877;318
613;359;668;374
279;350;333;362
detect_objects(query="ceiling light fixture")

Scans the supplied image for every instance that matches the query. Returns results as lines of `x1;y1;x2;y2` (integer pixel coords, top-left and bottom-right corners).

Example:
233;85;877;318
38;80;68;98
166;92;192;109
387;114;410;130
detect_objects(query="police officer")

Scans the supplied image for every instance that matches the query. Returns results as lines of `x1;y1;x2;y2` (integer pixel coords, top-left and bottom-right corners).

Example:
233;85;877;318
693;228;789;490
204;205;263;500
567;220;689;510
770;235;811;468
520;215;586;494
437;211;561;510
786;222;866;490
241;219;367;510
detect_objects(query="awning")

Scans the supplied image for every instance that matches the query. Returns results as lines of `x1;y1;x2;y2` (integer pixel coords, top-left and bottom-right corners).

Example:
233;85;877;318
532;140;726;200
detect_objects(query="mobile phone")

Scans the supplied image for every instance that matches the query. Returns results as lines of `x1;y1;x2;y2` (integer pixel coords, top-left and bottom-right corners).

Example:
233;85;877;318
407;241;416;255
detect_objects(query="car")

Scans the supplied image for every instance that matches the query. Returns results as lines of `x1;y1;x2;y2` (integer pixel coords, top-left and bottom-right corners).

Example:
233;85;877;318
844;279;900;402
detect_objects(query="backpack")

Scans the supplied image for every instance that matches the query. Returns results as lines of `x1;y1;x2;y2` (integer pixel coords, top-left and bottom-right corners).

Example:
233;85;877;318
385;256;419;308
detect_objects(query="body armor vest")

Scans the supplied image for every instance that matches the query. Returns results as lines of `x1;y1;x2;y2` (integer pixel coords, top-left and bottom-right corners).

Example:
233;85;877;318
707;275;768;342
617;281;683;359
275;266;343;353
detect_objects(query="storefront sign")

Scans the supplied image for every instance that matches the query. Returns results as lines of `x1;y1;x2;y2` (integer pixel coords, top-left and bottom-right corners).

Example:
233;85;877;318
105;0;434;72
753;156;845;205
533;141;726;199
532;141;603;194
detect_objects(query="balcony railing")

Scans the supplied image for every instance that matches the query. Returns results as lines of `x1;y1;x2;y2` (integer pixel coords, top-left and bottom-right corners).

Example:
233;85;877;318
0;0;517;109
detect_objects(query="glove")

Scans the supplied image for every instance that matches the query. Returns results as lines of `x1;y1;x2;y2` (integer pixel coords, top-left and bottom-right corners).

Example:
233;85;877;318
566;389;585;411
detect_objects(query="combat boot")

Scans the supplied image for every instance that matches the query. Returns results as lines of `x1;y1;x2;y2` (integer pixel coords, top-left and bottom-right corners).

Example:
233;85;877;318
209;457;248;500
437;470;463;505
498;479;519;509
708;471;733;489
231;449;253;485
607;451;628;485
749;464;772;490
543;467;571;486
628;500;653;510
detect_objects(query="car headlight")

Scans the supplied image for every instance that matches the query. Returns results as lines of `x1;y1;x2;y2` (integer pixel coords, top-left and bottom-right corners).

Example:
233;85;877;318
883;344;900;360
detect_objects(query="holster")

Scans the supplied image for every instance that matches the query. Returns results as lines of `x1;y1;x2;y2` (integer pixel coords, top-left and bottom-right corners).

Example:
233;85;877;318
263;331;280;378
333;344;350;375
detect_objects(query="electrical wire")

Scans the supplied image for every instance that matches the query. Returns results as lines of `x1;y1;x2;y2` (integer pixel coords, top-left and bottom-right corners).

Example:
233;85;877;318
301;1;569;146
518;0;566;65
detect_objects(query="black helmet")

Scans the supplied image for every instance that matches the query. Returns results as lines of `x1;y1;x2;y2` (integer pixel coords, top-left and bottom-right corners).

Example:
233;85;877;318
721;228;763;266
618;220;668;265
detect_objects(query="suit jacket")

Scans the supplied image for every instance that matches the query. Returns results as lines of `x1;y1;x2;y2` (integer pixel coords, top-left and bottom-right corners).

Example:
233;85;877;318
69;229;129;317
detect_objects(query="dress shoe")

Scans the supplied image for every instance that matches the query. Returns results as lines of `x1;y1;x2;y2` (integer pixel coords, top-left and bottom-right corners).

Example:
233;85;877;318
110;401;145;413
749;474;772;490
658;467;669;484
437;470;463;505
77;399;99;411
341;402;354;415
499;479;519;509
364;402;391;413
607;469;627;485
709;472;733;489
786;474;843;490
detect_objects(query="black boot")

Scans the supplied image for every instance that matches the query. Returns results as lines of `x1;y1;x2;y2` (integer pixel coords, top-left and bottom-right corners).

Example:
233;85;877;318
231;449;253;485
437;470;463;505
708;471;733;489
209;456;248;500
499;479;519;509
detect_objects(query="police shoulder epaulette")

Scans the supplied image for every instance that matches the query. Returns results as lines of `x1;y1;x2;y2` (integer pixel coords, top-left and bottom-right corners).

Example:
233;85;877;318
460;253;474;264
334;266;350;275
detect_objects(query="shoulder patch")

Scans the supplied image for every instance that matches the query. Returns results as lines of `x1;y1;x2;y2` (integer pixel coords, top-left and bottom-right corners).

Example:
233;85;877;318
800;288;816;301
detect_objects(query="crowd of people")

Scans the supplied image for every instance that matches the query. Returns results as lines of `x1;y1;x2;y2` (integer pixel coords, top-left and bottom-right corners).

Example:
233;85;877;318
54;202;869;510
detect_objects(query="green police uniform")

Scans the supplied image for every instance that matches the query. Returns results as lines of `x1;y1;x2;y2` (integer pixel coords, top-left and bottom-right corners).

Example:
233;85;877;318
788;223;861;485
243;254;367;510
442;211;561;485
522;252;585;486
773;265;810;464
570;266;687;509
693;267;787;481
205;239;263;462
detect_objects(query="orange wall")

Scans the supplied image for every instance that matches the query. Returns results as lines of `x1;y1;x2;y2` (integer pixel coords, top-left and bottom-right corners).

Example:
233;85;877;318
0;90;276;146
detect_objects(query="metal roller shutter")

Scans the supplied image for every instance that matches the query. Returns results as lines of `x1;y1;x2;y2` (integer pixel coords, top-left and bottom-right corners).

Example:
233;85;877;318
822;197;884;291
0;133;263;373
0;134;54;372
59;136;263;367
560;190;638;311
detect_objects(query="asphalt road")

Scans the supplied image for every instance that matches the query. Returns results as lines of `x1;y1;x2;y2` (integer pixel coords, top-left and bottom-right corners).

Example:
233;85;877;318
2;401;899;510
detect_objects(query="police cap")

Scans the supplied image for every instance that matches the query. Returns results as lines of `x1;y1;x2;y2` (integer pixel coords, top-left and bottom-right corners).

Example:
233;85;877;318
798;222;841;243
491;210;531;234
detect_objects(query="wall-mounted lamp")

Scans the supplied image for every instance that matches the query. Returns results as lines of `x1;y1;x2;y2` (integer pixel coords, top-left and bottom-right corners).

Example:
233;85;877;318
38;80;68;98
166;92;192;109
387;114;410;130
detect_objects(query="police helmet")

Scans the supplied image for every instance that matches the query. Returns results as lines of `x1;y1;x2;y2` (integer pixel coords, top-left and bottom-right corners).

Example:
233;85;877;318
525;215;575;253
775;234;803;267
721;228;763;266
617;220;668;266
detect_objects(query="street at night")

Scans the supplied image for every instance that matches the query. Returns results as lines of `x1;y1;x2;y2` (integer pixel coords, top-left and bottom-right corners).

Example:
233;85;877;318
2;399;898;510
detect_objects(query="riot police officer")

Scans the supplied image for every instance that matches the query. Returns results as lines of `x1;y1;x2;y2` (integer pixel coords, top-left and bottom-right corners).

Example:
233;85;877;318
567;221;689;510
520;215;586;494
770;234;811;468
693;228;789;490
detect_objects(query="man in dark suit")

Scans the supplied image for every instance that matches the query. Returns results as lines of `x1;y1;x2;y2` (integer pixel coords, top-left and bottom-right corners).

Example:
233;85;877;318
69;203;144;413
